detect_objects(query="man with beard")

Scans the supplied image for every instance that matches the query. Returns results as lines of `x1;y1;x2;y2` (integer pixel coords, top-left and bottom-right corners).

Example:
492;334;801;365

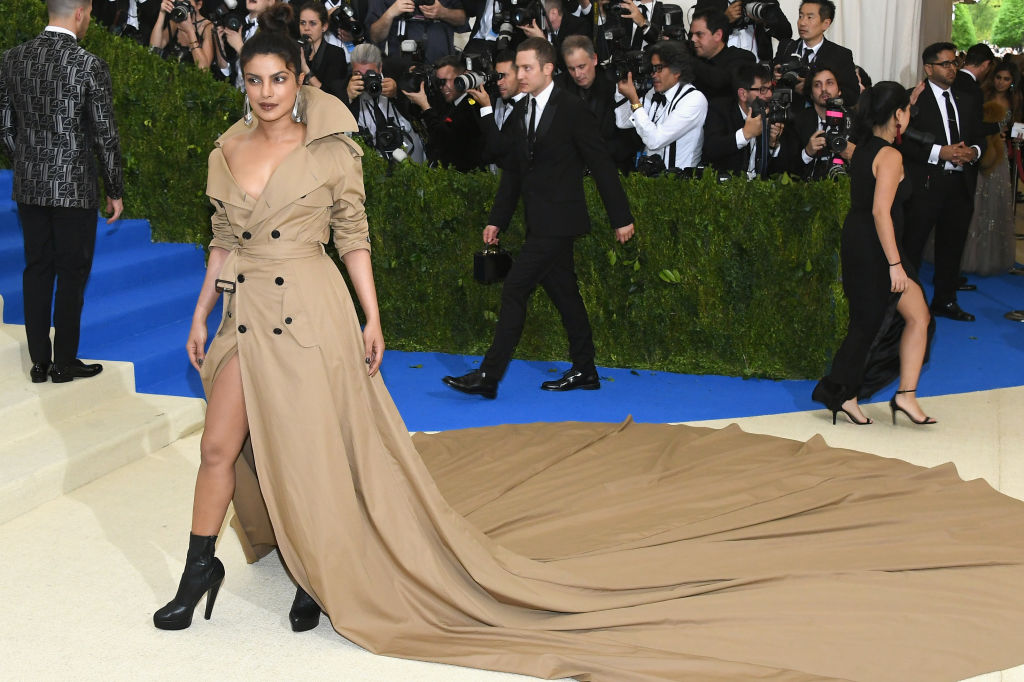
702;63;785;177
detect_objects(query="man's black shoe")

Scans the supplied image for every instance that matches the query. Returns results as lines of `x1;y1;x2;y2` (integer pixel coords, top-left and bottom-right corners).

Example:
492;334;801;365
931;301;975;322
541;367;601;392
956;276;977;292
30;362;50;383
442;370;498;399
49;359;103;383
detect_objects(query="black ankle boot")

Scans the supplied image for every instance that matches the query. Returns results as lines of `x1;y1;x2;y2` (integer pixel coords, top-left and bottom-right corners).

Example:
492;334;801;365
289;586;322;632
154;533;225;630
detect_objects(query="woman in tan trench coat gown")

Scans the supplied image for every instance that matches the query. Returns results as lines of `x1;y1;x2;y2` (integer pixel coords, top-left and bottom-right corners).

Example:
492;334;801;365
153;12;1024;681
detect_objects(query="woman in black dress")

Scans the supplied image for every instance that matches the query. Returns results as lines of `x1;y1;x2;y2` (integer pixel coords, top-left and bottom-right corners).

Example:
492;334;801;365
298;1;350;101
812;82;936;426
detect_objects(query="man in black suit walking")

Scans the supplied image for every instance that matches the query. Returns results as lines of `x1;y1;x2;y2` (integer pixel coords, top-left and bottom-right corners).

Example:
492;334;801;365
901;42;984;322
1;0;124;383
443;37;635;399
774;0;858;108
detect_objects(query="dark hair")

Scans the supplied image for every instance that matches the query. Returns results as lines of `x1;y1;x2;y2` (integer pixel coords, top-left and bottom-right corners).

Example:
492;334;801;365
518;37;557;67
240;4;300;76
647;41;694;83
922;42;956;65
853;81;909;143
434;54;466;72
691;7;731;39
964;42;995;67
806;62;840;94
800;0;835;22
494;49;517;65
298;1;328;26
561;34;595;59
732;63;772;93
855;64;872;90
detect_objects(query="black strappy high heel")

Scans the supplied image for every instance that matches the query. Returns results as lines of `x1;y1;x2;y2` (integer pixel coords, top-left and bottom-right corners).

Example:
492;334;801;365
889;389;937;425
811;380;872;425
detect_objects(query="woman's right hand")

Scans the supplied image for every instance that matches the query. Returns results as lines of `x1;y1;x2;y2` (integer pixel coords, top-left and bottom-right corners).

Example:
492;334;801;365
160;0;174;13
187;318;208;372
889;263;909;293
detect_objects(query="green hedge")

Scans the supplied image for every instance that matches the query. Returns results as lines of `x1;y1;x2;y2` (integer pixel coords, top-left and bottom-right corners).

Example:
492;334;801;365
2;1;849;378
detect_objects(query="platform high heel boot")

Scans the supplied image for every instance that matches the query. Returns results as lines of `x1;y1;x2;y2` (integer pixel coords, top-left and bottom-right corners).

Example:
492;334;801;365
289;586;322;632
153;533;225;630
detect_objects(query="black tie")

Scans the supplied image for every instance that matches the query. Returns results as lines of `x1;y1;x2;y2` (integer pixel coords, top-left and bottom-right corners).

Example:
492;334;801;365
803;47;813;62
527;97;537;158
943;91;961;144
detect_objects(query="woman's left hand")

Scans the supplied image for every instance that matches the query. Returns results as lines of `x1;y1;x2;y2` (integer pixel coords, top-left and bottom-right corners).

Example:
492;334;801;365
363;321;384;377
889;263;909;293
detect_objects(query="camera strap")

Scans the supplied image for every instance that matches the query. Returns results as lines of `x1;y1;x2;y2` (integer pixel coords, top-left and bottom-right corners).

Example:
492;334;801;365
661;85;696;170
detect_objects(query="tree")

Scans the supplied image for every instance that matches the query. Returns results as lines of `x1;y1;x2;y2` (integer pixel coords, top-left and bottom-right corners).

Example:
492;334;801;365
991;0;1024;47
968;0;1001;42
953;3;979;50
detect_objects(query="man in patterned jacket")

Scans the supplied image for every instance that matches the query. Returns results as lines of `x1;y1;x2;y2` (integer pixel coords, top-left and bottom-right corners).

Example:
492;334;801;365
1;0;124;383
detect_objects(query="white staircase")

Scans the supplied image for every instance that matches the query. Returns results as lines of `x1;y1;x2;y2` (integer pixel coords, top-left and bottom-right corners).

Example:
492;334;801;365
0;294;205;524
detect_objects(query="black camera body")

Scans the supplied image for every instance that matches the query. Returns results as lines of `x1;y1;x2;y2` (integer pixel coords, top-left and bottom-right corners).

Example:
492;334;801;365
329;4;366;43
651;4;687;42
493;0;544;30
455;51;499;94
739;0;785;25
362;69;384;97
751;86;793;125
775;57;811;90
823;97;852;154
602;50;651;86
209;7;242;32
168;0;195;23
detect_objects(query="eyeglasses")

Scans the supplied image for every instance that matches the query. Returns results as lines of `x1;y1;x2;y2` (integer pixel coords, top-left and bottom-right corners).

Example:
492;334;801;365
651;63;667;73
751;85;773;95
927;60;957;69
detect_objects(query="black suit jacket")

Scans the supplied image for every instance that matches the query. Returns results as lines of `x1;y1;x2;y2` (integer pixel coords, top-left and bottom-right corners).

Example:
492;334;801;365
694;45;756;101
0;31;123;209
423;96;486;172
702;96;784;176
694;0;792;62
561;67;642;173
900;82;985;196
92;0;162;45
955;69;1000;137
777;105;825;178
488;85;633;236
308;42;350;103
776;37;859;108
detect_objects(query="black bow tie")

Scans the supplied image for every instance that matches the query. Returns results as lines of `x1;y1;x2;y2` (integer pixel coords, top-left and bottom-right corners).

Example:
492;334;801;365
652;92;667;106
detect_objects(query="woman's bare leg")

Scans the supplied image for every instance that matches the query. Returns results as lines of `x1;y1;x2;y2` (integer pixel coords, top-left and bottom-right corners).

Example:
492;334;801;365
894;281;933;421
191;353;248;536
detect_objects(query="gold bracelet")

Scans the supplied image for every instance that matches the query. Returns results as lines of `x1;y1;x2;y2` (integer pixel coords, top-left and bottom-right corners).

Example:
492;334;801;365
631;101;643;112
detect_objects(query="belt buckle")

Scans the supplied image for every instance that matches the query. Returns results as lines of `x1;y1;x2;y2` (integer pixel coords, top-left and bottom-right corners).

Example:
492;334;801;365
215;279;236;294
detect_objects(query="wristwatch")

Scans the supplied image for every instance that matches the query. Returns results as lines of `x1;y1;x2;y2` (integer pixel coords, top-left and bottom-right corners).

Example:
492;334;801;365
631;101;643;112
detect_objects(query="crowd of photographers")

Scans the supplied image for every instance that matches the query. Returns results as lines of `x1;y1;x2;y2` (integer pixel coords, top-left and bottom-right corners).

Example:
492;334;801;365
88;0;998;183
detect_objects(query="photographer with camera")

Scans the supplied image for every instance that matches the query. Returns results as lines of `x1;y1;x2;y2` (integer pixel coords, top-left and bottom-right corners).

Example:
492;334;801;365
215;0;278;88
519;0;589;70
298;1;350;100
780;64;855;180
774;0;858;108
694;0;791;64
150;0;214;69
464;51;524;166
559;35;641;173
702;63;784;178
689;7;754;101
615;40;708;172
345;43;426;161
366;0;466;63
403;54;486;171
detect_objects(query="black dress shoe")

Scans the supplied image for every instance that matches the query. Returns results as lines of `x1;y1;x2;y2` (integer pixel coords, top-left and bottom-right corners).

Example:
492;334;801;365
541;367;601;392
442;370;498;399
289;586;322;632
30;362;51;383
49;359;103;383
957;282;977;291
931;301;975;322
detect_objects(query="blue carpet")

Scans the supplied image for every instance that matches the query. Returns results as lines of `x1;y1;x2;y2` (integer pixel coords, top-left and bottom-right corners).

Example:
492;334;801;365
1;170;1022;432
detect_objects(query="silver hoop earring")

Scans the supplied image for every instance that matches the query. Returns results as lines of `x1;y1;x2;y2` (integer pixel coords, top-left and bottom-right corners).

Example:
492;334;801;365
291;90;305;123
243;94;254;126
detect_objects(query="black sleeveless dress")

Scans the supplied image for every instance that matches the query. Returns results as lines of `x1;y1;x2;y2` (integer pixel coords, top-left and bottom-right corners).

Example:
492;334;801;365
814;136;931;404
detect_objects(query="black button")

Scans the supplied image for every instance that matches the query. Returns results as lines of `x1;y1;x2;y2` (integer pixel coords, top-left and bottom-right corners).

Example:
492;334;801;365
238;325;247;333
237;274;245;283
273;328;283;335
275;277;284;285
285;317;293;324
242;231;252;239
227;312;232;318
271;230;281;239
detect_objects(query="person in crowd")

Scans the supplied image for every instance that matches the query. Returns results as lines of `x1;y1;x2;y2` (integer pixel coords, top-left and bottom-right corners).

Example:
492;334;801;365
960;60;1020;276
519;0;590;72
466;50;524;166
93;0;162;44
150;0;214;69
298;1;350;100
403;54;486;171
774;0;858;108
701;63;785;178
900;42;985;322
812;82;935;426
614;0;665;52
615;40;708;172
855;64;871;93
559;34;641;174
780;64;855;180
216;0;279;88
694;0;791;64
1;0;124;384
442;38;634;399
346;42;426;162
366;0;466;63
956;43;995;108
689;7;755;101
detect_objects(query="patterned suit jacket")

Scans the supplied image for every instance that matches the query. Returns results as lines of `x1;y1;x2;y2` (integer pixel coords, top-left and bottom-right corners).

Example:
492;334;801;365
0;30;123;209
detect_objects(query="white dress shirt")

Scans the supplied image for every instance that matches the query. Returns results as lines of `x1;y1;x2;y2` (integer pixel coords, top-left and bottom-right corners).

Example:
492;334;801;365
735;105;781;179
616;81;708;170
44;25;78;40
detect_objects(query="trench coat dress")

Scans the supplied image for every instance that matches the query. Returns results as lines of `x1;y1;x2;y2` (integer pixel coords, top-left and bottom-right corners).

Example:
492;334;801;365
194;87;1024;682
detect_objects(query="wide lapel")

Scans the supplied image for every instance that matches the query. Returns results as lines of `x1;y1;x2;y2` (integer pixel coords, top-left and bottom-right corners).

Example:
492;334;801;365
245;146;327;230
534;86;560;146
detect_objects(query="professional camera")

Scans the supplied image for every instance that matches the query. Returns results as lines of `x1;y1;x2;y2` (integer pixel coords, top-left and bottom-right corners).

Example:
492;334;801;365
637;153;666;177
362;69;384;97
298;34;313;60
649;4;687;42
823;97;852;154
775;57;810;90
209;6;242;31
455;51;499;94
493;0;545;30
329;3;366;43
751;87;794;125
602;50;651;87
397;60;438;96
168;0;195;23
739;1;786;25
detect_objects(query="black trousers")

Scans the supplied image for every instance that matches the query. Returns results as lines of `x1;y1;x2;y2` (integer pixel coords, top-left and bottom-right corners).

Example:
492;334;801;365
18;203;97;364
903;171;974;307
480;234;596;379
